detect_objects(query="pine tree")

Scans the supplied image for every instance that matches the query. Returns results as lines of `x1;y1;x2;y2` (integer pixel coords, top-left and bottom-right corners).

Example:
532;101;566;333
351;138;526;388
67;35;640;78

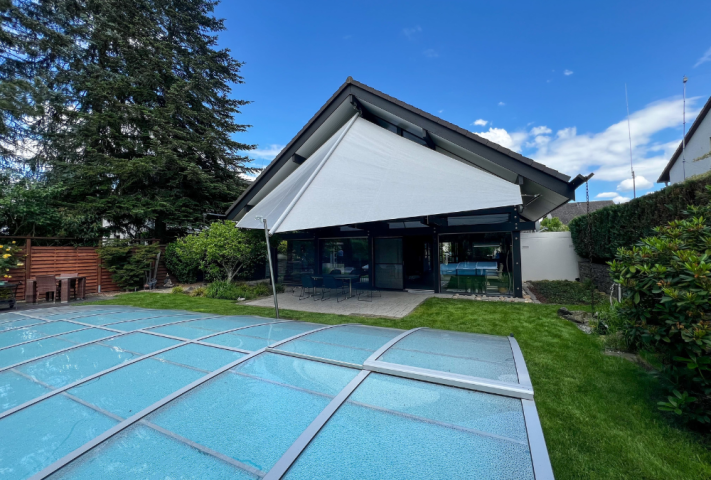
2;0;254;240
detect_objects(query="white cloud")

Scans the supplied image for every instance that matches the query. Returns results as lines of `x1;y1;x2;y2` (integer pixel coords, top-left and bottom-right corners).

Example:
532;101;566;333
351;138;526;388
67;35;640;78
473;119;488;126
498;101;506;106
251;144;285;159
530;126;552;136
617;175;653;192
596;192;619;198
513;96;702;182
612;195;631;204
564;69;574;76
423;48;438;58
474;127;528;152
438;109;444;114
402;26;422;40
694;46;711;68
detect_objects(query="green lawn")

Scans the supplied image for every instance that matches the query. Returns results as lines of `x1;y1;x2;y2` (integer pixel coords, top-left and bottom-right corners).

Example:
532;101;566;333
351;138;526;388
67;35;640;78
88;293;711;480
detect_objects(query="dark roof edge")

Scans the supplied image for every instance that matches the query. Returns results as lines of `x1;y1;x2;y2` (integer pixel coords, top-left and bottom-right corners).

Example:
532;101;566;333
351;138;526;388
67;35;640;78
226;77;577;219
657;94;711;183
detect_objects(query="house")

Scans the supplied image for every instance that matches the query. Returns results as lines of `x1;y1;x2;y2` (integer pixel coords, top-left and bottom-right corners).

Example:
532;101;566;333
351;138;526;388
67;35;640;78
226;78;588;298
546;200;614;225
658;94;711;185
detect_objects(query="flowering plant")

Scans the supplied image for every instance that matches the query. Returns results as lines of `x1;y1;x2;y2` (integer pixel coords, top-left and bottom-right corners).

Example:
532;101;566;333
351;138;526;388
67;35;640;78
0;241;24;281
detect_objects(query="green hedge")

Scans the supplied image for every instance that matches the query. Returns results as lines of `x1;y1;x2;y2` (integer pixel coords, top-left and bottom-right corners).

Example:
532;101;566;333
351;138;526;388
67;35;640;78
570;172;711;262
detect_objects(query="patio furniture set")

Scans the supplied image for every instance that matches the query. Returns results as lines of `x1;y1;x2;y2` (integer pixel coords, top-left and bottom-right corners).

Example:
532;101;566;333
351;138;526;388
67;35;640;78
24;273;87;305
295;271;381;303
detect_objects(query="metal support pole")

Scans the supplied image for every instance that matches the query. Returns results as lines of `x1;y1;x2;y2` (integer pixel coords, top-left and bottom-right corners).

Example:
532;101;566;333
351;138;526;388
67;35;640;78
262;218;279;319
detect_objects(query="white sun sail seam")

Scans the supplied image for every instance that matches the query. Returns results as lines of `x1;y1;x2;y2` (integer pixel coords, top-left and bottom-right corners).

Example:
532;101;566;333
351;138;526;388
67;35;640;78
239;116;523;234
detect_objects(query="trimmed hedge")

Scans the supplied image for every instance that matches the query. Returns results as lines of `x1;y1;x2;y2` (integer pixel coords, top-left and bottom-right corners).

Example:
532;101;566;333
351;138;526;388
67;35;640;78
570;172;711;262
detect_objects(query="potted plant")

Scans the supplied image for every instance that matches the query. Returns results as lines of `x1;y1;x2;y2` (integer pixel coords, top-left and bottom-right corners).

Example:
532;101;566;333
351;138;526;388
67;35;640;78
0;241;24;285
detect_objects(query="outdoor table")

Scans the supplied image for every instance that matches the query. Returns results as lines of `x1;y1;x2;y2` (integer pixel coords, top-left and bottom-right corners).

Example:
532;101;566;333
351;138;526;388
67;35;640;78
25;275;87;304
311;274;361;299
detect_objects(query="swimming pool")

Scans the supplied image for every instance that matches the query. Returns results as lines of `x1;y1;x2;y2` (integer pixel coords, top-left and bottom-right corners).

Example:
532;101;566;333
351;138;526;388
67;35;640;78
0;305;553;479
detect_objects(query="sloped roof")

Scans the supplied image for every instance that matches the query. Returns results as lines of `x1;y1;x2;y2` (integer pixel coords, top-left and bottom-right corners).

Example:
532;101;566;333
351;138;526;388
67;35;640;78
226;78;586;222
657;94;711;183
548;200;614;224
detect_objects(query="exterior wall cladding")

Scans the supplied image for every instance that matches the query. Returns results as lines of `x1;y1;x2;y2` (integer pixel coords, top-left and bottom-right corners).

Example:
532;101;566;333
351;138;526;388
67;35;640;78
669;112;711;184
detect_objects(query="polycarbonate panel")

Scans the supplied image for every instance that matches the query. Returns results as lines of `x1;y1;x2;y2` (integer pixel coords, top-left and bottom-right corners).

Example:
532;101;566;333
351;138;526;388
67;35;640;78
206;322;322;351
0;395;117;480
275;325;401;365
61;310;172;326
68;356;205;417
285;374;534;480
155;344;244;372
146;316;273;339
378;329;519;383
40;309;125;321
102;332;180;355
0;318;46;331
0;329;115;369
0;371;51;413
17;343;139;388
48;424;257;480
0;321;83;348
148;353;358;473
110;314;206;332
0;312;29;323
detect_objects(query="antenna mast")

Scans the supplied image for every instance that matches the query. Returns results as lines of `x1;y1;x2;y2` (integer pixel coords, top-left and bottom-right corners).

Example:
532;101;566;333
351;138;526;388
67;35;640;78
682;75;688;180
625;84;636;198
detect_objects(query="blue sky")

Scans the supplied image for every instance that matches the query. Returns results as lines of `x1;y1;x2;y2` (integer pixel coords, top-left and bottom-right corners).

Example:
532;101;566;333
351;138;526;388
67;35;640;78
216;0;711;203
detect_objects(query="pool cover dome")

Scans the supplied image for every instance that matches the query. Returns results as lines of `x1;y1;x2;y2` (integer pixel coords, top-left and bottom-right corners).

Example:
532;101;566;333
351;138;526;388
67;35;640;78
0;306;553;479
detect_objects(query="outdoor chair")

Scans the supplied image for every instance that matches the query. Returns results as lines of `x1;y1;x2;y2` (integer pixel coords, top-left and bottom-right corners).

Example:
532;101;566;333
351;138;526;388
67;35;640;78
321;275;347;302
298;274;321;300
61;273;79;300
355;280;381;302
36;275;58;303
329;269;342;275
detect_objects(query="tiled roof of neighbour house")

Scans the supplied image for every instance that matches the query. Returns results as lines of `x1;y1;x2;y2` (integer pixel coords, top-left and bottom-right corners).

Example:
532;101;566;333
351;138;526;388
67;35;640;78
658;94;711;183
547;200;614;224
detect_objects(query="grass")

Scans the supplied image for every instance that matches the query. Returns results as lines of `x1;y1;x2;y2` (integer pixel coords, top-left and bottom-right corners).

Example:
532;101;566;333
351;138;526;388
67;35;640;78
528;279;607;305
87;293;711;480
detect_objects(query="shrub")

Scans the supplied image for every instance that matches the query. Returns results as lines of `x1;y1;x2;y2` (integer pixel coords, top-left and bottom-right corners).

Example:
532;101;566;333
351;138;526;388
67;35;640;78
97;240;160;290
540;217;569;232
609;187;711;426
171;221;268;282
570;171;711;262
0;241;24;281
171;286;184;294
189;286;207;297
165;242;200;283
205;280;282;301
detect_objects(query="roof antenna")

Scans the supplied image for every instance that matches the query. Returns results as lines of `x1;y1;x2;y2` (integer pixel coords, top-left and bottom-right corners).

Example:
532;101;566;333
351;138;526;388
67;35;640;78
625;84;636;199
682;75;688;180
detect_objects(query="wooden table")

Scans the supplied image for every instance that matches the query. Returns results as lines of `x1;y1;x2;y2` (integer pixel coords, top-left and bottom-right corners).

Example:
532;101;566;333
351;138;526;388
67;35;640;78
25;275;87;304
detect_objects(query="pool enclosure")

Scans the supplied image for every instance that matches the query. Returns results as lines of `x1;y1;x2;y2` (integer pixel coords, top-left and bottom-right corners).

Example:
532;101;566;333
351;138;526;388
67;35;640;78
1;306;554;479
227;78;587;298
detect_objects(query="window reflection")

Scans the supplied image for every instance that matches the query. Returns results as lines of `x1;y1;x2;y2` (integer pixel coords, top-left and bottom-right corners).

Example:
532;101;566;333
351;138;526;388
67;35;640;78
439;233;513;295
320;238;369;281
278;240;315;284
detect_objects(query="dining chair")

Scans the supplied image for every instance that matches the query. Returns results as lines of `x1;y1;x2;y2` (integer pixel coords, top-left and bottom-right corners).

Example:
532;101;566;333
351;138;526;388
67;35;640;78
36;275;58;303
321;275;346;302
61;273;79;300
299;274;321;300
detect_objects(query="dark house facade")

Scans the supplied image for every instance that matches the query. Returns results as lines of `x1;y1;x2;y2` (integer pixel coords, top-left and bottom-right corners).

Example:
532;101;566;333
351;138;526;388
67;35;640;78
226;79;587;297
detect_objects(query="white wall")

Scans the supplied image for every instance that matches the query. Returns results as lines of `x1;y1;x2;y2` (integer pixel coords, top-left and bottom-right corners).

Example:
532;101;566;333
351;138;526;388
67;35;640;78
521;231;583;281
670;111;711;184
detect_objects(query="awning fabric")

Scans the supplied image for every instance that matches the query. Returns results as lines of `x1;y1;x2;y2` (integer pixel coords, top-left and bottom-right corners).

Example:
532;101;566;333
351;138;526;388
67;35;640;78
238;115;522;234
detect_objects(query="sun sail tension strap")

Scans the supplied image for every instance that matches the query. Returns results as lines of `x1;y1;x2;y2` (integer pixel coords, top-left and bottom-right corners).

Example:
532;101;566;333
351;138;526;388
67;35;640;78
237;116;523;234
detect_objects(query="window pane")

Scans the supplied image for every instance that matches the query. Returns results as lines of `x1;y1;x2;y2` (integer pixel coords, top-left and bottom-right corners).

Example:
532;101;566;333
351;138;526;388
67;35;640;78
278;240;315;284
320;238;369;280
439;233;513;295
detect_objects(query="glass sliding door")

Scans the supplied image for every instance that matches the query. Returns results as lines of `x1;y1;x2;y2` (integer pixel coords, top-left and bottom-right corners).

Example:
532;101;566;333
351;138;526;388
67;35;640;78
277;240;315;284
374;238;403;290
319;238;369;282
439;233;513;295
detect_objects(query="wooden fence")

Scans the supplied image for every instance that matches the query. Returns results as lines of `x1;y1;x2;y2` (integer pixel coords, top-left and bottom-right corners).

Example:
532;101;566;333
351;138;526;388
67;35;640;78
5;238;171;300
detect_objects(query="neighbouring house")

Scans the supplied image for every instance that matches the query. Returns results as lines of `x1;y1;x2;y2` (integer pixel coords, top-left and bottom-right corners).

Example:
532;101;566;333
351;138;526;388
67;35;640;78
658;94;711;185
226;78;588;298
546;200;614;225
